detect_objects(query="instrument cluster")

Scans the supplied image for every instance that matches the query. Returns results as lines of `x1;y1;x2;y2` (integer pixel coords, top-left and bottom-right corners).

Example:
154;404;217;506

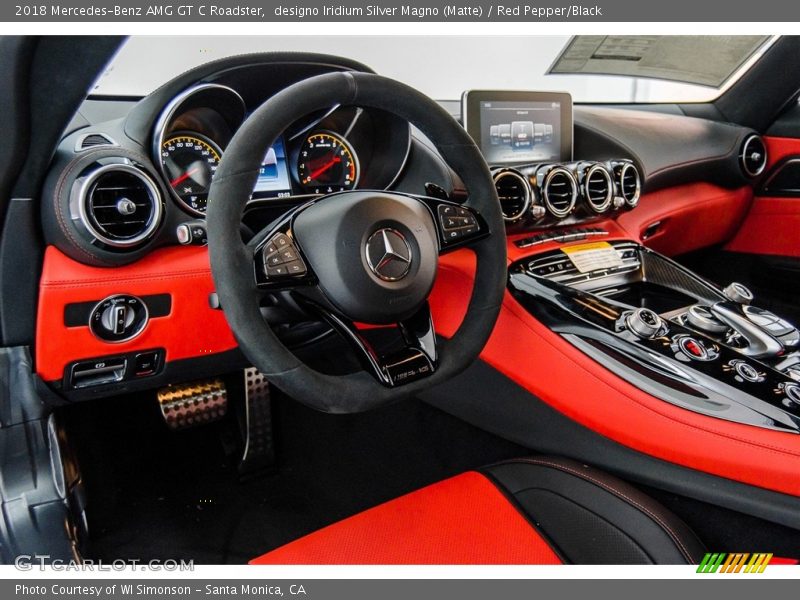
153;83;409;216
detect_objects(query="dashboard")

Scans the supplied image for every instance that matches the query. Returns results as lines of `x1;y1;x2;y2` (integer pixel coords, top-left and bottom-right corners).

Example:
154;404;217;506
35;51;768;400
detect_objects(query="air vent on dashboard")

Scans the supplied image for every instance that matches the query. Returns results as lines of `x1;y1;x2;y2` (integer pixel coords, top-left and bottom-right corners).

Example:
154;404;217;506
493;169;531;222
542;167;578;219
583;164;613;214
616;163;641;208
75;133;117;151
79;164;163;248
740;134;767;177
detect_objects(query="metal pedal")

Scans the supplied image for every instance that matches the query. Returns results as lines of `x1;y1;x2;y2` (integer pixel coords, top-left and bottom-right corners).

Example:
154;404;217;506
238;367;275;477
157;379;227;430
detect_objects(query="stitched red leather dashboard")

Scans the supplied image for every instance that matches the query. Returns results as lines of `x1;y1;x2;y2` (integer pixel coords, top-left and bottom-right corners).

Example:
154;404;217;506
250;471;562;564
725;136;800;258
36;245;237;382
430;247;800;497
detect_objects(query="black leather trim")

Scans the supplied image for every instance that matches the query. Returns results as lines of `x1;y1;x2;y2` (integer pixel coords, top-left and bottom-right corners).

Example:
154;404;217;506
482;457;706;565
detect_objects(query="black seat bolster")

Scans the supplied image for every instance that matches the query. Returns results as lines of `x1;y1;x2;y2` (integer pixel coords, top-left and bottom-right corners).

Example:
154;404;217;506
482;457;707;565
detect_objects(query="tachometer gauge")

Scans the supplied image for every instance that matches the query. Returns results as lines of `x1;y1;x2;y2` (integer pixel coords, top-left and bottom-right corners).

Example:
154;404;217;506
161;132;222;214
297;132;359;194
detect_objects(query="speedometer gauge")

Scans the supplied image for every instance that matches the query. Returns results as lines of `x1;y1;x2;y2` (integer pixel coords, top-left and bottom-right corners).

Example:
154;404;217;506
161;132;222;214
297;132;359;194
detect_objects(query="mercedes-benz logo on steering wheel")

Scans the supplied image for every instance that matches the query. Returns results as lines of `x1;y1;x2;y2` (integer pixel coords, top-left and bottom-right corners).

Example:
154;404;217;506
365;228;413;281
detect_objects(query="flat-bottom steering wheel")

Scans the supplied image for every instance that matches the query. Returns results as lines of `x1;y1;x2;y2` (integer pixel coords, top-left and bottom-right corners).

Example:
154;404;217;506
207;71;506;413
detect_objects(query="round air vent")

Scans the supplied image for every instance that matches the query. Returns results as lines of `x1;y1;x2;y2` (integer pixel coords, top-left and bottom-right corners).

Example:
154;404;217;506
740;134;767;177
79;164;163;248
617;163;641;208
583;163;613;213
542;167;578;219
492;169;531;222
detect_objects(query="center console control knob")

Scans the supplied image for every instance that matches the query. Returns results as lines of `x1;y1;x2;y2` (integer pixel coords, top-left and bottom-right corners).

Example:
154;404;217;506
686;304;728;334
723;282;754;305
626;308;664;339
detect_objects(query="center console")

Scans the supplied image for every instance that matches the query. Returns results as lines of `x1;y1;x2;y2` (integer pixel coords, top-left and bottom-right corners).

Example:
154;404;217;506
508;240;800;433
460;88;800;434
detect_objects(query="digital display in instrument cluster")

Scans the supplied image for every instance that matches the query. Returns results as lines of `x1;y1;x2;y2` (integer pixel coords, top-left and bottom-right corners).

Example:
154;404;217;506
253;136;293;197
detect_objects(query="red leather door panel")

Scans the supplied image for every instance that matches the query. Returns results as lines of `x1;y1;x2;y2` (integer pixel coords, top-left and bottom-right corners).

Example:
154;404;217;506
726;136;800;258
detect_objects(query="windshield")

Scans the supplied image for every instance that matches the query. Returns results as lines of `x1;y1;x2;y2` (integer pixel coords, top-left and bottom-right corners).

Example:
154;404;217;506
94;35;776;103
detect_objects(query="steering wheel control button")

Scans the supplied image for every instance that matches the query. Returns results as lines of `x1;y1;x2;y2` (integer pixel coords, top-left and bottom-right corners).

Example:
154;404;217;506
437;204;479;242
672;334;719;362
365;228;413;282
727;359;766;383
626;308;664;339
262;233;307;280
89;294;148;343
723;282;754;304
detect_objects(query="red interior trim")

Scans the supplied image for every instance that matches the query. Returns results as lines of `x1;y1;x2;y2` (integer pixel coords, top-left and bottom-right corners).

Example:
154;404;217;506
250;471;562;564
616;183;752;256
430;247;800;497
36;245;237;382
725;136;800;257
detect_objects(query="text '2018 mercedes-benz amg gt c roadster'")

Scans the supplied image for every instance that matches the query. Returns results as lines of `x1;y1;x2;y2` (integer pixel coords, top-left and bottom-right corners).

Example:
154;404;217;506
2;35;800;565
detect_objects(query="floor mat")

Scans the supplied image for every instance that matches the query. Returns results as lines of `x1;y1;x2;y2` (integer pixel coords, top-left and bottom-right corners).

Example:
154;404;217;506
61;388;526;564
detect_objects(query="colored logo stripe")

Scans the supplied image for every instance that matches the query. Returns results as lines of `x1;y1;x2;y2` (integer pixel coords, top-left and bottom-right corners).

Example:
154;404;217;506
697;553;773;573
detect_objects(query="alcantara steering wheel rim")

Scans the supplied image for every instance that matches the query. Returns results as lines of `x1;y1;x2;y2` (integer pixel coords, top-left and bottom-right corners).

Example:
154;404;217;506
206;71;506;413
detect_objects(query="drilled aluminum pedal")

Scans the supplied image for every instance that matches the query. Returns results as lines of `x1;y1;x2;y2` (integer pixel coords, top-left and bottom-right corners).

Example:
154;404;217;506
157;379;227;430
239;367;275;476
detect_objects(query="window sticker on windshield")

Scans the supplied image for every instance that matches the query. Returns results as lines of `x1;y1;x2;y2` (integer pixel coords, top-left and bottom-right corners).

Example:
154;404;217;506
561;241;624;274
548;36;770;87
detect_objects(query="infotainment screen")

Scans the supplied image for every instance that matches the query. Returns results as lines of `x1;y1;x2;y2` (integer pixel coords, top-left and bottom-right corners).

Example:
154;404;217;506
462;90;573;165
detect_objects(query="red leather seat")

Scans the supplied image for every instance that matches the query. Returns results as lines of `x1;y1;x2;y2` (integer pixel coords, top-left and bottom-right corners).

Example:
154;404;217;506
251;457;705;565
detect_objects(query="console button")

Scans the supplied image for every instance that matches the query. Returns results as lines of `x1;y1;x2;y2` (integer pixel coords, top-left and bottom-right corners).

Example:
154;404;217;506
134;351;161;377
785;382;800;405
626;308;664;339
723;282;754;304
674;335;719;361
686;304;728;335
728;359;765;383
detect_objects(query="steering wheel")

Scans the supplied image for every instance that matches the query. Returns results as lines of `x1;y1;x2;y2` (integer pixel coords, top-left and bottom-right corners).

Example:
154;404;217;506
206;71;506;413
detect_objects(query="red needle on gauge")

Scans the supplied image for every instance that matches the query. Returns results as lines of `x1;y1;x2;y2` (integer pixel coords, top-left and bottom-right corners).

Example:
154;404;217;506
307;156;341;182
170;167;200;187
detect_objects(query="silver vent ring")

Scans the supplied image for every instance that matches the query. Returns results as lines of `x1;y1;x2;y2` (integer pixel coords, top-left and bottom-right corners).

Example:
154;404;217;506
543;166;578;219
76;163;163;248
492;169;531;222
584;163;614;213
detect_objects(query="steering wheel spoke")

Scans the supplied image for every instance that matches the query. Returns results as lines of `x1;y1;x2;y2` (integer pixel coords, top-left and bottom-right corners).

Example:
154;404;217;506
412;195;490;254
300;299;437;388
